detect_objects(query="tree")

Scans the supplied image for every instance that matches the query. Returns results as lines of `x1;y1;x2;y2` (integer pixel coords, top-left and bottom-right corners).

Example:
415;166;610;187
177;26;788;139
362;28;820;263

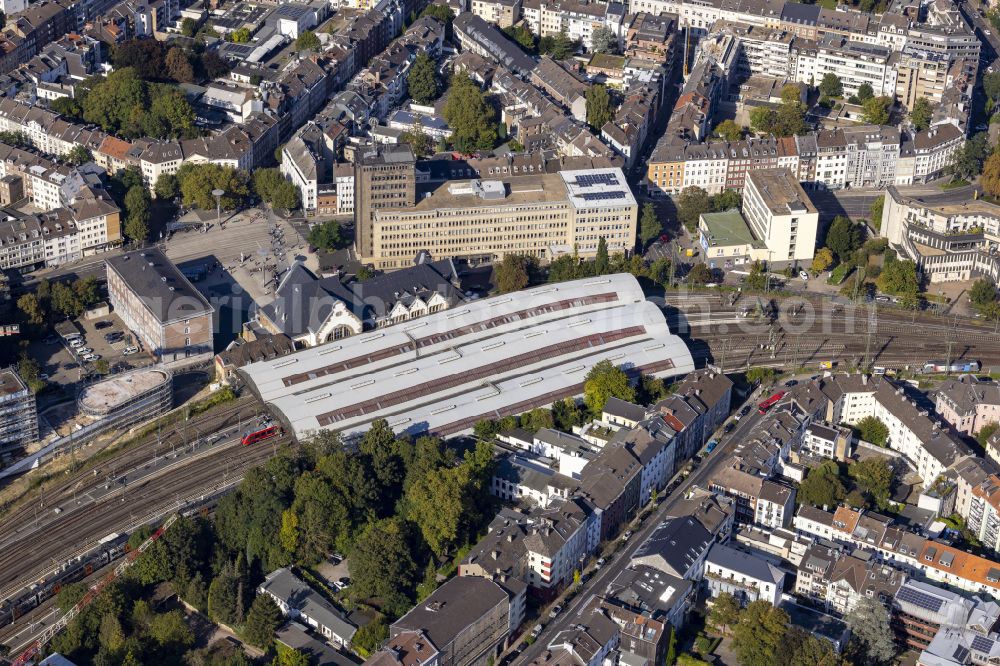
856;82;874;103
494;254;536;293
876;258;918;296
986;71;1000;103
676;186;710;231
665;625;678;665
856;415;889;447
17;293;44;326
590;25;617;53
978;422;999;446
407;464;472;557
95;359;110;374
352;618;388;658
271;181;300;210
687;263;712;285
732;600;789;666
825;216;860;260
819;73;843;98
207;566;241;626
295;30;320;50
420;3;455;27
799;460;846;508
639;203;661;247
849;457;894;508
229;27;252;43
711;189;741;212
707;593;740;636
745;366;776;385
176;162;250;210
971;278;997;308
714;119;743;141
779;628;847;666
166;47;194;82
66;145;92;165
504;24;536;53
155;173;178;200
148;610;194;651
74;276;100;307
400;122;432;158
124;185;150;243
862;96;892;125
910;97;933;131
595;237;609;275
443;74;497;152
586;84;613;132
948;132;991;182
51;281;82;318
181;17;198;37
51;96;83;119
243;595;282;648
349;518;417;609
846;597;896;665
983;151;1000;199
539;31;577;59
583;359;635;415
811;248;834;272
407;52;440;105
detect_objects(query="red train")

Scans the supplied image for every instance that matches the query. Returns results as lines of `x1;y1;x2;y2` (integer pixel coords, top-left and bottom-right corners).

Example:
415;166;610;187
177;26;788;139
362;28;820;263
757;391;786;415
241;423;281;446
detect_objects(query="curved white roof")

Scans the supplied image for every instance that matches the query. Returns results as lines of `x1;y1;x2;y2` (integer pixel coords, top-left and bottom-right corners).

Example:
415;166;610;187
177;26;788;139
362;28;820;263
238;273;695;441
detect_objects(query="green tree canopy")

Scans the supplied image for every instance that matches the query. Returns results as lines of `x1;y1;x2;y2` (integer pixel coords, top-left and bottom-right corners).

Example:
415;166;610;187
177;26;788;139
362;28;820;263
732;601;789;666
861;96;892;125
583;359;636;415
155;173;179;200
845;597;896;664
707;592;740;636
677;186;710;231
950;132;992;181
407;52;440;104
307;222;344;251
590;25;618;53
539;31;578;59
244;595;282;648
825;215;861;260
799;460;846;508
124;185;151;243
687;263;713;285
849;457;894;509
856;82;875;103
856;415;889;446
66;145;92;165
639;203;661;246
494;254;537;293
876;257;918;296
443;74;497;152
295;30;320;50
586;84;613;132
819;73;843;98
714;119;743;141
176;162;250;210
503;24;536;53
910;97;933;131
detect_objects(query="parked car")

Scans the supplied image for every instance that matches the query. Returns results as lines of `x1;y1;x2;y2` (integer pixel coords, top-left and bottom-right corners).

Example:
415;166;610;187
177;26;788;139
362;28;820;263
104;332;123;342
76;348;93;355
69;338;85;348
596;557;606;568
785;379;798;387
83;354;101;362
799;270;809;280
95;321;113;329
333;577;351;591
531;625;543;639
549;604;562;619
875;295;891;303
122;346;139;356
622;530;634;541
39;373;49;381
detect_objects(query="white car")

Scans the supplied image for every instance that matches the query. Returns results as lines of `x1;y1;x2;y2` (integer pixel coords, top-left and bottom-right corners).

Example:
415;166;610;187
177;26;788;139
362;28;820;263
122;346;139;356
76;348;93;355
799;270;809;280
68;338;85;348
83;353;101;362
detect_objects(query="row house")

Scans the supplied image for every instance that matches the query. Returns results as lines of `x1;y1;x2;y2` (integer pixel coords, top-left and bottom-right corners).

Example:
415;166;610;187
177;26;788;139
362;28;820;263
934;376;1000;438
795;546;905;614
794;503;1000;600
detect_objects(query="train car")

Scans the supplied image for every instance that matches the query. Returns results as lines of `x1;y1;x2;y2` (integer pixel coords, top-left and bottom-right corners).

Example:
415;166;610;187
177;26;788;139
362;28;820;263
921;360;981;374
757;391;786;415
241;423;280;446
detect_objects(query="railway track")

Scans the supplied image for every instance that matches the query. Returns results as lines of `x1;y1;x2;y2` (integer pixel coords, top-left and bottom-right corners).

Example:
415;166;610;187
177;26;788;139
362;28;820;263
0;434;290;618
0;398;262;533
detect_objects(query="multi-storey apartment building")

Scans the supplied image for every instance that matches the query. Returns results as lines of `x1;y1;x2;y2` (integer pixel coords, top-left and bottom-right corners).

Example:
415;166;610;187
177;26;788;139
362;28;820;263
0;367;38;457
742;168;818;264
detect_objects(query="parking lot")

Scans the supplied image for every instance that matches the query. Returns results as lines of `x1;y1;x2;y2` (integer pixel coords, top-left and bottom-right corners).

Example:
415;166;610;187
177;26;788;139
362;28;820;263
32;312;154;392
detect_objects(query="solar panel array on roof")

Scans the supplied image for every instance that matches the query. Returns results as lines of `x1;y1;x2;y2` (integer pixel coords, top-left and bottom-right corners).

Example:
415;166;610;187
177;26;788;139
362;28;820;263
575;173;619;187
896;585;944;612
580;191;627;201
971;635;994;654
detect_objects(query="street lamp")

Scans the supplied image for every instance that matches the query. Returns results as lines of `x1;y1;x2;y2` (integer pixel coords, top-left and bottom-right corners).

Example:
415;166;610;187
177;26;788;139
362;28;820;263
211;188;225;232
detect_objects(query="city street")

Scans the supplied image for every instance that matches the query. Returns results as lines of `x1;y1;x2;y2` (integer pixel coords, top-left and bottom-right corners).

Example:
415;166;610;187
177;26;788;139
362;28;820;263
512;387;767;666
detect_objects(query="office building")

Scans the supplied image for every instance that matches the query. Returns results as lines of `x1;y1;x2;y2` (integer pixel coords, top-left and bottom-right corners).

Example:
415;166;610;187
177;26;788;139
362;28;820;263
353;143;416;263
742;168;818;264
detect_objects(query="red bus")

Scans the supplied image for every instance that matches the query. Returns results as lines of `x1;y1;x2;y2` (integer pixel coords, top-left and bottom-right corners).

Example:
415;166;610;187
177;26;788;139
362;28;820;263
757;391;786;415
241;424;280;446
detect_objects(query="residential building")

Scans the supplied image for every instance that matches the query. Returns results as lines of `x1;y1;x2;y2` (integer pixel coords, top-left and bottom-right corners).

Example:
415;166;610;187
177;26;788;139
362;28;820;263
105;248;215;367
741;168;818;264
709;463;796;528
967;475;1000;554
631;515;714;580
389;577;511;666
800;422;852;461
935;376;1000;437
257;568;357;647
703;542;784;606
